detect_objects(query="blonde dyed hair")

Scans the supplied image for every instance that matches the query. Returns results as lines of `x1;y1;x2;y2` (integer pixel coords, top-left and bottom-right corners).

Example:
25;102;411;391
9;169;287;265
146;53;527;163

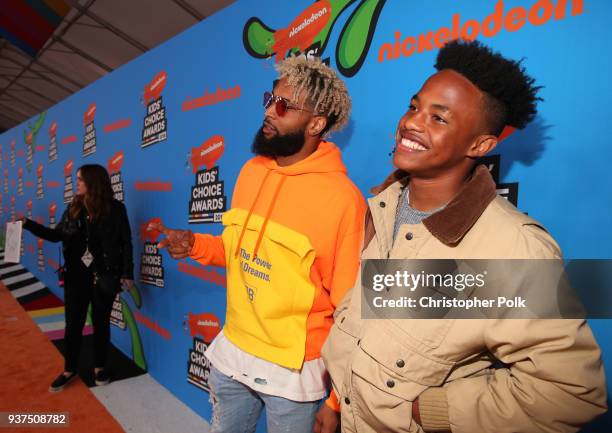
276;56;351;135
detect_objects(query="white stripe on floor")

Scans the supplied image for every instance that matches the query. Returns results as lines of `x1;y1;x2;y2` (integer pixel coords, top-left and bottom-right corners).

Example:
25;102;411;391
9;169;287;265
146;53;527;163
2;272;35;285
0;264;25;276
12;281;46;298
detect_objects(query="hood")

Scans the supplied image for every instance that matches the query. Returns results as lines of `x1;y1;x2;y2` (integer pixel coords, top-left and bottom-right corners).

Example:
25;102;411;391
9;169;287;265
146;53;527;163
233;141;347;261
254;141;347;176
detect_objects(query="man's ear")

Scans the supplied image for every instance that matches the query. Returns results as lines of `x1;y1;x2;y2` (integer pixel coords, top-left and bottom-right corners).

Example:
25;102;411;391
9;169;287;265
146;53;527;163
467;134;498;158
308;116;328;137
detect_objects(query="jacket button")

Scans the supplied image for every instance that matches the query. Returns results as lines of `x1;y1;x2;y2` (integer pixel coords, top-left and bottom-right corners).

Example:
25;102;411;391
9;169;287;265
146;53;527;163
396;359;405;368
386;379;395;388
344;397;350;405
379;202;386;208
405;232;413;240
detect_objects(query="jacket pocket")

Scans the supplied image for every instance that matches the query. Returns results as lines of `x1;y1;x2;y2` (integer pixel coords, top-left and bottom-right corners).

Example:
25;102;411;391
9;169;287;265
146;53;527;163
221;208;317;370
351;321;455;401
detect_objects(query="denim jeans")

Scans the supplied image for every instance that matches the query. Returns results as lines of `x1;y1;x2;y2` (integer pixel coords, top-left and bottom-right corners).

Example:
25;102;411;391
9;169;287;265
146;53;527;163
208;365;320;433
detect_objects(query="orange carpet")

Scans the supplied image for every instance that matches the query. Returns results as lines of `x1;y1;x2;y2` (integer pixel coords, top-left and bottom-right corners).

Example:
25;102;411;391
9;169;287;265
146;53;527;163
0;283;124;433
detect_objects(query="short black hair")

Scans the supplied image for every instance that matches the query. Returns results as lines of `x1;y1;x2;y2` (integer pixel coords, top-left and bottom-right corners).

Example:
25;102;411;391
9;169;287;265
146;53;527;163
435;40;542;136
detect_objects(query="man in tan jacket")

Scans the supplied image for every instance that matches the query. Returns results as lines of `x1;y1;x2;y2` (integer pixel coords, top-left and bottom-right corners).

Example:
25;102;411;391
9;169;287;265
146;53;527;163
321;40;607;432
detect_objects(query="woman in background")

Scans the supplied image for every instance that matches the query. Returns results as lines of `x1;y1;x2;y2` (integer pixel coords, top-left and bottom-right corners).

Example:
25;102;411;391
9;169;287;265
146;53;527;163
22;164;134;392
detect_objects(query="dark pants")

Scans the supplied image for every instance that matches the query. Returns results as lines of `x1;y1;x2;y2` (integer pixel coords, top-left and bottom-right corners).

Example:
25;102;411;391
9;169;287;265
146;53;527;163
63;271;116;372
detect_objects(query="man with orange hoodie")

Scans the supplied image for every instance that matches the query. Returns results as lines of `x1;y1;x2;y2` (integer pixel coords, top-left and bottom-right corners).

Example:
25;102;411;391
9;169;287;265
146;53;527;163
153;57;365;433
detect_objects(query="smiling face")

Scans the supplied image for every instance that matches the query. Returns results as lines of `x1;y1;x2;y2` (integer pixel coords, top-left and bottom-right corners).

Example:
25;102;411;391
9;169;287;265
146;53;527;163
393;69;495;178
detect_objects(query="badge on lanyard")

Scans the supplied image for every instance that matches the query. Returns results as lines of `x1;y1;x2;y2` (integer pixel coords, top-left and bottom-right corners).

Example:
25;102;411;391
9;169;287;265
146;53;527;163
82;247;94;267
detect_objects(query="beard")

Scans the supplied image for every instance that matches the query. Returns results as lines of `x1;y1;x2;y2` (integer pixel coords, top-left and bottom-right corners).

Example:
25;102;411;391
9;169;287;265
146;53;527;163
251;125;306;157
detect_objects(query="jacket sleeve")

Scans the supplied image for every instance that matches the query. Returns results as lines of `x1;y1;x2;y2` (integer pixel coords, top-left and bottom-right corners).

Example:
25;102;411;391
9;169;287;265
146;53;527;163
189;233;226;267
117;202;134;279
23;208;69;243
417;319;608;433
418;225;608;433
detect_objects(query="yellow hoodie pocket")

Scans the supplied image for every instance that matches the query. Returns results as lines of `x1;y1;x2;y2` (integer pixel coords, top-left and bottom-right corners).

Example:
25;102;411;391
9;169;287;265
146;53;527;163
221;208;317;370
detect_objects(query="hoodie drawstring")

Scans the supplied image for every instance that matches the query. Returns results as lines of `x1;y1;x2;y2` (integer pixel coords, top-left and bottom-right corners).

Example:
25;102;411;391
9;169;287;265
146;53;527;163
234;170;271;259
253;175;285;260
234;170;286;260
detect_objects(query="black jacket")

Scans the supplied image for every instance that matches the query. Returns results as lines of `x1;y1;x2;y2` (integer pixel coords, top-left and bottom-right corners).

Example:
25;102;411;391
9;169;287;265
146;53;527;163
24;199;134;281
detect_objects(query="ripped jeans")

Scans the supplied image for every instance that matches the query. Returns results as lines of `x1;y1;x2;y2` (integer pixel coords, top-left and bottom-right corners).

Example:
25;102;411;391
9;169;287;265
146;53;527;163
208;365;320;433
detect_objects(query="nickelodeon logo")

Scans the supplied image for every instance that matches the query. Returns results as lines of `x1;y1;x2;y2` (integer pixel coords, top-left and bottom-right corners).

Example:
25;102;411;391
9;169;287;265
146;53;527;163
190;135;225;173
273;0;331;60
378;0;584;62
140;217;162;243
107;150;124;174
64;160;73;177
186;312;221;343
83;103;96;125
143;71;167;104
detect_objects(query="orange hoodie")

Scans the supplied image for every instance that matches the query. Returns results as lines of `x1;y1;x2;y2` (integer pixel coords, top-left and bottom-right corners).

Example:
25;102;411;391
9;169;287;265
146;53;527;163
189;141;365;372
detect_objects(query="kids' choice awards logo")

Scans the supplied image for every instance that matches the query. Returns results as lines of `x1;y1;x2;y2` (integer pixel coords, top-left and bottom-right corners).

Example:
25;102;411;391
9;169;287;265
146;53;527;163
49;121;58;162
110;295;126;329
243;0;386;77
139;218;165;287
185;312;221;392
107;151;125;202
10;196;15;221
83;103;97;157
17;167;24;196
141;71;168;148
37;238;45;271
63;160;74;204
10;139;16;167
49;202;57;228
4;169;8;194
36;164;44;199
26;199;32;219
0;194;3;218
188;135;227;224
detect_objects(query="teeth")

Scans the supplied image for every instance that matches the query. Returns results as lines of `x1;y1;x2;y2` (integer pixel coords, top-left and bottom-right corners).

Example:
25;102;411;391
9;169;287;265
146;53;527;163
400;138;427;151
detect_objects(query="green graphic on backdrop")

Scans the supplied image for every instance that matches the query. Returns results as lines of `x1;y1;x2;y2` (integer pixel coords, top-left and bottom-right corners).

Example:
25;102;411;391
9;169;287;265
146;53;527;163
243;0;386;77
23;112;46;170
121;293;147;370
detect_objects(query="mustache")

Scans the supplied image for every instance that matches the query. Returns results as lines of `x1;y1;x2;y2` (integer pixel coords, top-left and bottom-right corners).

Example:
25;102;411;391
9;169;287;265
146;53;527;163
263;118;278;133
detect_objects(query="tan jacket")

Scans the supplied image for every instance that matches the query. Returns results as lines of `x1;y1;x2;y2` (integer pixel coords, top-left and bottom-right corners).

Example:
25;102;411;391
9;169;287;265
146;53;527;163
321;166;607;433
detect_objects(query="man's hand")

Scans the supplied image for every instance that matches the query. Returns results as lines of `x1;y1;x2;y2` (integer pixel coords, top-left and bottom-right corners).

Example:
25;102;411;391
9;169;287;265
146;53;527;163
313;403;339;433
120;278;134;291
150;221;195;260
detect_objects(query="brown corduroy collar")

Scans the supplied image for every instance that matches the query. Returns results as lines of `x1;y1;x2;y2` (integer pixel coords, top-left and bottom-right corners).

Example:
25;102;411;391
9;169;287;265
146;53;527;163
370;165;497;246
